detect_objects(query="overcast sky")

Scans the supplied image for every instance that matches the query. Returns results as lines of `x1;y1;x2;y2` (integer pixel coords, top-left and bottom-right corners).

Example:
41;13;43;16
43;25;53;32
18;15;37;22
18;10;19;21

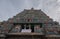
0;0;60;23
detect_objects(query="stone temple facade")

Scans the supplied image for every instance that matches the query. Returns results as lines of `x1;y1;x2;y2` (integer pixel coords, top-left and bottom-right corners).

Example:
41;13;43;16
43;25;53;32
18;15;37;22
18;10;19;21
0;8;60;39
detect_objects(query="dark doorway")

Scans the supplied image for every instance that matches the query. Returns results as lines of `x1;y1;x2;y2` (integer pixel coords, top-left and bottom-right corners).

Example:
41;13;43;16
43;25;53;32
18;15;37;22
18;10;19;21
31;24;34;32
21;24;24;29
40;23;43;28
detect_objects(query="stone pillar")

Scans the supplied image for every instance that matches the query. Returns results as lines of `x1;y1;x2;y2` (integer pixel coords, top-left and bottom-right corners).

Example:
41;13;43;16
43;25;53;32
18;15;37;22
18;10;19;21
24;24;26;29
29;24;31;29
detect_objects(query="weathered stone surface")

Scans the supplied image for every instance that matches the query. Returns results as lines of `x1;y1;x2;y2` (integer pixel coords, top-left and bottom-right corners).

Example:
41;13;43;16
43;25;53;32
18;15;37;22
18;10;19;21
9;8;53;23
0;8;60;39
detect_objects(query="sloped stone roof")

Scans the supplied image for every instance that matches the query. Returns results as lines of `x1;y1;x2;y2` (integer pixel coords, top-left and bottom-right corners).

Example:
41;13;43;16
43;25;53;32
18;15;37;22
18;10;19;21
8;8;53;23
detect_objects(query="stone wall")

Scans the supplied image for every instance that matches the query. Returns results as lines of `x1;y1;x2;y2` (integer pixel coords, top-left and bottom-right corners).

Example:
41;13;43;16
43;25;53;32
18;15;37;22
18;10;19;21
46;37;60;39
0;35;60;39
6;35;45;39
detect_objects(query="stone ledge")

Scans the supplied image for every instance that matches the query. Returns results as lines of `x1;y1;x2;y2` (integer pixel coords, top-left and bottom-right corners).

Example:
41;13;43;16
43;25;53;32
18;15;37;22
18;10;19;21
6;33;44;35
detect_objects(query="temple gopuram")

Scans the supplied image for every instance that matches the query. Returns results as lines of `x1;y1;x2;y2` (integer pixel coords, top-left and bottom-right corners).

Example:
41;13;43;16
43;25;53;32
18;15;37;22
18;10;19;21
0;8;60;39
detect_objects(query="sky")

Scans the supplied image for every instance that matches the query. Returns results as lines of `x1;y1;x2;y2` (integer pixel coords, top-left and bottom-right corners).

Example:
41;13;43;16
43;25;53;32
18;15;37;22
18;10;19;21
0;0;60;23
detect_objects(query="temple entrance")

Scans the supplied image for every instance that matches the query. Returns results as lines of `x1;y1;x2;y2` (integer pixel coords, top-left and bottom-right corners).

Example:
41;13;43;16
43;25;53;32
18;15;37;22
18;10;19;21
21;24;31;32
20;23;43;33
13;23;43;33
21;24;34;32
